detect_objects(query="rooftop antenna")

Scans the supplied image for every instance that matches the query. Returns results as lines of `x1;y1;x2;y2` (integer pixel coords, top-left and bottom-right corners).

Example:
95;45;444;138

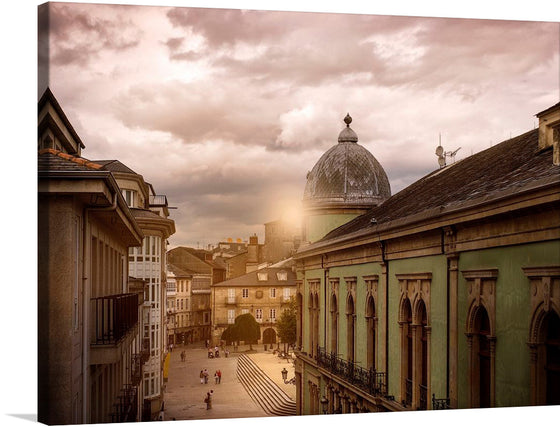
435;133;461;168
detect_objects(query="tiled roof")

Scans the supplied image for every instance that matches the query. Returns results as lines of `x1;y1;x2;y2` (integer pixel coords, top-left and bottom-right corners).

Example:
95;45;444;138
38;148;104;171
322;129;559;241
167;247;213;275
39;88;85;149
167;263;196;277
212;266;296;287
93;159;139;175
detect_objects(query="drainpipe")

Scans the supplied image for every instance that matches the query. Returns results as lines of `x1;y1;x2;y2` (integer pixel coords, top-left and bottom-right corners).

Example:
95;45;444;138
323;255;328;351
82;191;118;423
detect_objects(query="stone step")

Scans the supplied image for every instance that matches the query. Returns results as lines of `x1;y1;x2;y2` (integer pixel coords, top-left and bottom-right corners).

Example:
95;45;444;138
238;355;294;404
236;354;296;416
237;368;295;416
236;357;295;416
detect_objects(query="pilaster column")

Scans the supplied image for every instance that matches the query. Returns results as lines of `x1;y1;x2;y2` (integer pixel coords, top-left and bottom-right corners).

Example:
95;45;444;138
465;333;473;407
447;254;459;408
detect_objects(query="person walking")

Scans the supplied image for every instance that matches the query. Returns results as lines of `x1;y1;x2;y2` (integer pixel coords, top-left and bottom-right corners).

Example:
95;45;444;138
217;369;222;384
204;390;213;410
203;368;209;384
199;370;204;385
214;371;219;384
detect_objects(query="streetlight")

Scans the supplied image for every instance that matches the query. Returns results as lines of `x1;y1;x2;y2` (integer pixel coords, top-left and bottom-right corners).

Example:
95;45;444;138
281;368;296;385
320;395;329;414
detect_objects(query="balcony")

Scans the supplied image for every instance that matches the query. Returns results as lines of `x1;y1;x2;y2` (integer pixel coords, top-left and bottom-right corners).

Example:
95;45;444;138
316;347;387;398
419;384;428;410
90;293;139;365
131;354;143;386
149;194;168;206
110;384;138;423
405;378;412;407
225;296;237;305
432;394;451;410
91;293;138;345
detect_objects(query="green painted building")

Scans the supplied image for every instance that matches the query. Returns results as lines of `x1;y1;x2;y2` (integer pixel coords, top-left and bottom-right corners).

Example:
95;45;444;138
293;104;560;415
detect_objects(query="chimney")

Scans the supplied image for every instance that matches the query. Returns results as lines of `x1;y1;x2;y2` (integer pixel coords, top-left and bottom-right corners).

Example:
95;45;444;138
536;103;560;166
246;234;259;269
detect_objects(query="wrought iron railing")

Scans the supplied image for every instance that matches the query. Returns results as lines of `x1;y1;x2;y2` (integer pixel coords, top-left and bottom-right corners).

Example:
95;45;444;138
432;394;451;410
91;293;138;345
419;384;428;410
317;347;387;397
110;384;138;423
405;378;412;407
131;354;143;386
149;194;168;206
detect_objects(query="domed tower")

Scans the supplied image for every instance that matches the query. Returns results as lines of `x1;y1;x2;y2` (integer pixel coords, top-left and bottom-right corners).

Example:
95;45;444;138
302;114;391;243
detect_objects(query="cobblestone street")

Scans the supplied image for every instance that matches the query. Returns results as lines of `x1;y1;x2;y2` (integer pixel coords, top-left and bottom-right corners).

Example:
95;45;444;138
163;343;295;421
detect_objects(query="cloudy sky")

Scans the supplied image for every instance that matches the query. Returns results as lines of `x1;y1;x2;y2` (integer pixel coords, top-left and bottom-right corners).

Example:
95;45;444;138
37;1;559;249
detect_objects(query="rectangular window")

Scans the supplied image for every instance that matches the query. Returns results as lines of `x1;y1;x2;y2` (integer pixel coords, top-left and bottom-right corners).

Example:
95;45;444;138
122;189;136;208
270;288;276;298
255;309;263;322
228;309;235;324
242;288;249;298
270;309;276;321
241;309;249;315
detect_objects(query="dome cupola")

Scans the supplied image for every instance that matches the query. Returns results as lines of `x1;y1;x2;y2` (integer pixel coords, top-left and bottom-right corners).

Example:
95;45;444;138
302;114;391;243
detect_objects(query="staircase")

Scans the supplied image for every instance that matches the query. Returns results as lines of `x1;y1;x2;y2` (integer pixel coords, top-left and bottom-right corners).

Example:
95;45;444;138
236;354;296;416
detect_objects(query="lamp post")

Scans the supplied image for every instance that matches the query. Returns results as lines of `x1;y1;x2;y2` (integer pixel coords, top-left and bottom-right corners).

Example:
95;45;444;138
320;395;329;414
281;368;296;385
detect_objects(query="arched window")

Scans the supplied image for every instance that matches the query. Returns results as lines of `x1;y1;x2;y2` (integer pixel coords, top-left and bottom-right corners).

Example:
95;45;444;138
474;306;491;408
331;293;338;354
313;293;320;358
401;298;413;406
308;291;315;356
417;300;428;409
346;295;355;362
524;266;560;406
296;291;303;349
366;295;376;370
463;268;497;408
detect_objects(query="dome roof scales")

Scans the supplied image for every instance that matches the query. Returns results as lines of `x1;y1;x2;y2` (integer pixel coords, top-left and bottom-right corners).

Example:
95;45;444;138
303;114;391;208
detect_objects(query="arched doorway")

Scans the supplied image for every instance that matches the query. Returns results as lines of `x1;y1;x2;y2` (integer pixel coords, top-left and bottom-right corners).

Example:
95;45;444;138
263;328;277;345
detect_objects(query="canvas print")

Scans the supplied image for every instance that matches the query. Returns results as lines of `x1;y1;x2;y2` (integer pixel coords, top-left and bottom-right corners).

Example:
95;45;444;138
37;1;560;425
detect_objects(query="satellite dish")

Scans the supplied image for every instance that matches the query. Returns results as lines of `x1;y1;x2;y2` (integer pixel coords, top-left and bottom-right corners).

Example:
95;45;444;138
435;136;460;168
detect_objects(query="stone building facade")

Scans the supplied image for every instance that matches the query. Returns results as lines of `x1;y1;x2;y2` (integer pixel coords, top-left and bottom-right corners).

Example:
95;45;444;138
294;109;560;415
38;88;150;424
93;160;175;420
210;260;297;347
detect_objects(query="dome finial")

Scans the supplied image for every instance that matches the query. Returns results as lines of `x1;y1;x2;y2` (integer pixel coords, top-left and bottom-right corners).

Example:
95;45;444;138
344;113;352;127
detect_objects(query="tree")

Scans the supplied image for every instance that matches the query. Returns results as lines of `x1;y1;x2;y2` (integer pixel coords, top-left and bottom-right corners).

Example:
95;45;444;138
220;324;239;345
276;297;297;352
233;313;261;350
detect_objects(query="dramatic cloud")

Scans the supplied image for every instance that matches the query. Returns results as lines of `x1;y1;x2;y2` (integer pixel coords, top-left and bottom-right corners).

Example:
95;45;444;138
40;2;560;248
